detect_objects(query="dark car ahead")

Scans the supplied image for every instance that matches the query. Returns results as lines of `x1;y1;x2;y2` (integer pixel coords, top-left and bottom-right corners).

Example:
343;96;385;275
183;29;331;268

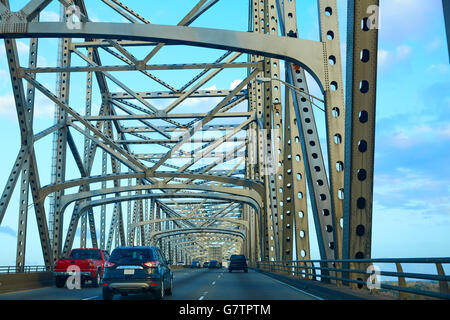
102;246;173;300
190;260;200;268
203;261;209;268
208;260;221;269
228;254;248;273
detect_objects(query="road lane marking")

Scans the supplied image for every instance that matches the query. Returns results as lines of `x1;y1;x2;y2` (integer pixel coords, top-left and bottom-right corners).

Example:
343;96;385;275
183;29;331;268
198;291;208;300
82;296;99;300
211;281;216;286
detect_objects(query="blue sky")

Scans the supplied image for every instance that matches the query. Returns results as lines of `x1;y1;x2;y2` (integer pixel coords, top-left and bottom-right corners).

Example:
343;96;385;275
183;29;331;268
0;0;449;272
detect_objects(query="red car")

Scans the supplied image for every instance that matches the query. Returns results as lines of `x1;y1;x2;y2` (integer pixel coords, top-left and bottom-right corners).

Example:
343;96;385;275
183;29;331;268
54;248;110;288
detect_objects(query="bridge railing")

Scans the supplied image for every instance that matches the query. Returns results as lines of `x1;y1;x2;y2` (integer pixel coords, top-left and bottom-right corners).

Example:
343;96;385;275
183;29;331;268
0;266;50;274
256;258;450;300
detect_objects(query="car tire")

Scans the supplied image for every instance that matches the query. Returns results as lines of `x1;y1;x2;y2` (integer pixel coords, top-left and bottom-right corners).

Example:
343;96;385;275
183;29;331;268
244;269;248;273
92;270;101;288
154;279;165;300
55;276;66;288
229;269;232;273
102;287;114;300
165;277;173;296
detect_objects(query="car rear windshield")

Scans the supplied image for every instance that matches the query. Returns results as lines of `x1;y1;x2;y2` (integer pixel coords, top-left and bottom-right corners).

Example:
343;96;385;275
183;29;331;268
109;248;154;265
69;250;102;260
230;255;245;260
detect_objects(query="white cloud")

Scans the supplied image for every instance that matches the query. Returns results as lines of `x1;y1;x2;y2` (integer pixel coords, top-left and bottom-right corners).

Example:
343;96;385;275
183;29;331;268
378;45;412;71
379;0;441;42
0;68;8;81
0;94;17;120
387;123;450;149
0;40;29;57
395;45;411;59
230;80;242;90
40;10;60;22
374;167;449;206
426;64;450;74
0;92;55;121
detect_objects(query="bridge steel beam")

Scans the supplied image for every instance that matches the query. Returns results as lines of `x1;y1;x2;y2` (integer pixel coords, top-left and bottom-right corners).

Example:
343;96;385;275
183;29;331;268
343;0;379;272
444;0;450;62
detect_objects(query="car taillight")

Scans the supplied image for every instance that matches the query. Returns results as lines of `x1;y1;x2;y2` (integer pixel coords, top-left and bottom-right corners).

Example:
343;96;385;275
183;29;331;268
144;261;160;268
104;261;115;268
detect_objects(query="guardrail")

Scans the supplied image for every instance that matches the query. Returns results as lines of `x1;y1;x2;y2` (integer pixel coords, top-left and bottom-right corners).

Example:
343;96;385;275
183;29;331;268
0;266;50;274
256;258;450;300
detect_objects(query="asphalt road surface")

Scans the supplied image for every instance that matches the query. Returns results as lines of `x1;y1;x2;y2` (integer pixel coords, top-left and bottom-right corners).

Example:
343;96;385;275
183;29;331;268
0;268;323;300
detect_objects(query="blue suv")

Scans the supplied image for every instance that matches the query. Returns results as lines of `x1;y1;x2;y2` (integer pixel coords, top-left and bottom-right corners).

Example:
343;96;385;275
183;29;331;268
102;246;173;300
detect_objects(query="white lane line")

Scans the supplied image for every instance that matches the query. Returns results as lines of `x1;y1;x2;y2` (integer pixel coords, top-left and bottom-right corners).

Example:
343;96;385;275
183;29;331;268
82;296;99;300
264;276;324;300
198;291;208;300
211;281;216;286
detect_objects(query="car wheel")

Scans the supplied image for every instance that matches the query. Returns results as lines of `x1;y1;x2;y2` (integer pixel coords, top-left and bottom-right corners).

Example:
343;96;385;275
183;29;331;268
244;269;248;273
92;271;101;287
229;269;232;273
55;276;66;288
154;279;165;300
165;277;173;296
102;287;114;300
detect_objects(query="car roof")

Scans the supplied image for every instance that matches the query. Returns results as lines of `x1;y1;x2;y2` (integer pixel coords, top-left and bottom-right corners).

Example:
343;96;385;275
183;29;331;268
112;246;157;250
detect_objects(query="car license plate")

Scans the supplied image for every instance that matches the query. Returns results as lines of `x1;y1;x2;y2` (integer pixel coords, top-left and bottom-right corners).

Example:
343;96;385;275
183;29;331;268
124;269;134;275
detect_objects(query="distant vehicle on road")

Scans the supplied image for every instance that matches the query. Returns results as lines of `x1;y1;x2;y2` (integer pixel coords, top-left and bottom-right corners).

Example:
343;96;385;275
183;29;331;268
54;248;109;288
228;254;248;273
203;261;209;268
190;260;200;268
177;261;185;266
101;246;173;300
208;260;221;269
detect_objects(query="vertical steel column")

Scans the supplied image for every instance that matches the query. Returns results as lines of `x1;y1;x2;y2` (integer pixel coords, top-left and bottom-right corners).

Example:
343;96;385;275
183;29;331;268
264;0;284;261
126;169;132;245
343;1;379;265
16;32;39;271
87;207;98;248
250;0;270;261
118;204;126;246
281;92;310;262
149;199;155;246
279;0;312;265
288;96;311;262
138;199;145;245
318;0;347;259
80;47;93;249
100;121;108;248
80;213;87;247
276;0;337;261
106;202;119;252
51;5;72;259
144;199;149;245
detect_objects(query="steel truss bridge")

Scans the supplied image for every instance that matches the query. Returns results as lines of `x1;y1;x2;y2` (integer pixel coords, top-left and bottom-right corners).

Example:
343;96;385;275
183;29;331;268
0;0;449;299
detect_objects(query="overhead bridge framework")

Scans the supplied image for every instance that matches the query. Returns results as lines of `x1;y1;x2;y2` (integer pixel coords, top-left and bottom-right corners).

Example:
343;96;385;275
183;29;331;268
0;0;383;288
